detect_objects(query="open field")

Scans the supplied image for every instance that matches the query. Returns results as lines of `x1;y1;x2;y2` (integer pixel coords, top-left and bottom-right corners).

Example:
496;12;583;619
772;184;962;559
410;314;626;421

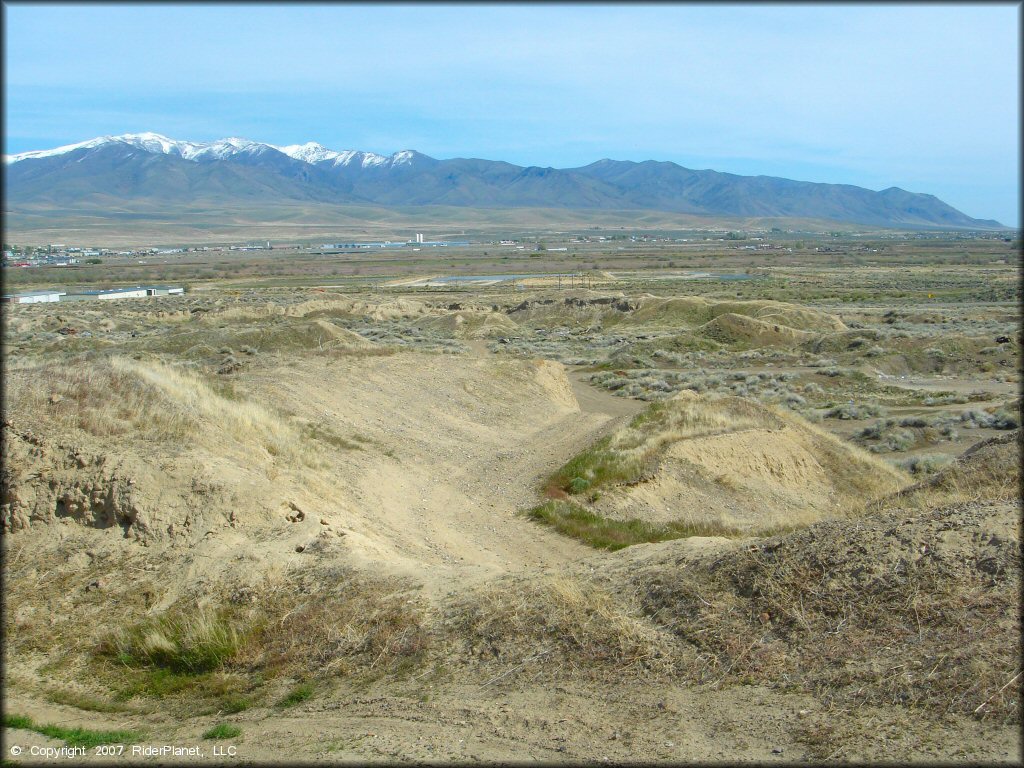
2;236;1021;763
2;203;939;247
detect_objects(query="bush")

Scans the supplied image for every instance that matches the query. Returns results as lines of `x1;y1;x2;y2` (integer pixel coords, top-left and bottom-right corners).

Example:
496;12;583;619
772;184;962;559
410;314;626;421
825;402;884;420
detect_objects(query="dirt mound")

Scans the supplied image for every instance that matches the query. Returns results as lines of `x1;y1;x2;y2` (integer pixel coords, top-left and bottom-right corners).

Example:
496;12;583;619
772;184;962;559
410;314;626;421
2;352;587;575
504;291;636;327
697;312;817;348
556;392;906;534
203;297;432;324
144;317;376;359
415;310;520;339
619;498;1019;723
751;304;847;332
500;294;844;336
625;297;846;333
527;358;581;410
309;319;376;348
1;357;329;545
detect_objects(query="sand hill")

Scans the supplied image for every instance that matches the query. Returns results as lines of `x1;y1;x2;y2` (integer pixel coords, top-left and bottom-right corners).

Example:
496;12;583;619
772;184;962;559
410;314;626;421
551;390;907;534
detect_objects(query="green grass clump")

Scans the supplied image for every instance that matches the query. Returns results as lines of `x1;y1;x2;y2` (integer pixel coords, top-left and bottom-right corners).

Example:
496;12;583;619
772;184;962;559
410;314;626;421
3;714;32;730
275;682;315;708
547;436;648;496
3;713;140;748
202;723;242;740
525;500;741;551
105;609;243;675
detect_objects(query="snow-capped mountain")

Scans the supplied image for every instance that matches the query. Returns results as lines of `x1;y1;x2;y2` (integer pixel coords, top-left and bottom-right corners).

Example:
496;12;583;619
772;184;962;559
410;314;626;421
2;133;1004;229
4;132;418;168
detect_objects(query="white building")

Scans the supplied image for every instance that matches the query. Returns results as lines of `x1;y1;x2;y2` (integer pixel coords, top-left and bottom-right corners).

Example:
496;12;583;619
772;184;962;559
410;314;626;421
1;290;66;304
58;285;185;301
145;286;185;296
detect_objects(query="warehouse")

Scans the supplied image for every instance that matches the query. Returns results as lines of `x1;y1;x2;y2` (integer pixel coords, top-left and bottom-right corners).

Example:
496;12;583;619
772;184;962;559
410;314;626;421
0;290;66;303
61;286;185;301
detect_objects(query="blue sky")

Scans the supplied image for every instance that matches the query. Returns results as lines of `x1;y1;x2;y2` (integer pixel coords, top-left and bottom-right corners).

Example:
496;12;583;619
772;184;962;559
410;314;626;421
4;3;1020;225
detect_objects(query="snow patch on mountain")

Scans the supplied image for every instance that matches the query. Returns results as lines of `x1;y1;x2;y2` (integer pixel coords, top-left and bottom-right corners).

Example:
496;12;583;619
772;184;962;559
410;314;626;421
5;133;421;168
277;142;341;164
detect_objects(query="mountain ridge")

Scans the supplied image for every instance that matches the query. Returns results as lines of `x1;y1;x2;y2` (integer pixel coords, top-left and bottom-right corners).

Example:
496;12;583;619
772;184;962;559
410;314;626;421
3;133;1005;229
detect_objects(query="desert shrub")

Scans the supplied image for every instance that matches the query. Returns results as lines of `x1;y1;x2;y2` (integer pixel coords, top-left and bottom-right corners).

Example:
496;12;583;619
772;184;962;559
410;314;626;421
875;428;914;452
898;416;929;428
923;392;962;410
990;409;1020;429
960;409;1019;429
898;454;953;475
825;402;885;420
857;420;894;440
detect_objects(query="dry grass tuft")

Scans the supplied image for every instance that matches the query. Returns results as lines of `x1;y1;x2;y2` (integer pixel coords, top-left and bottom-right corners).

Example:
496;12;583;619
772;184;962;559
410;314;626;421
870;430;1021;512
91;566;430;700
237;574;430;678
635;500;1020;723
443;574;676;679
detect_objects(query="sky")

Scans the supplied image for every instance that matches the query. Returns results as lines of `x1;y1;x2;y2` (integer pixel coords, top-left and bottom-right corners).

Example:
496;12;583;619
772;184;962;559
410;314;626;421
3;2;1020;226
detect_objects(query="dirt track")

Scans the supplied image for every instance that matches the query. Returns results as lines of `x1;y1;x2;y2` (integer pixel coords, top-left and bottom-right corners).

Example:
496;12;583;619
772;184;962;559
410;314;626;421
232;350;646;600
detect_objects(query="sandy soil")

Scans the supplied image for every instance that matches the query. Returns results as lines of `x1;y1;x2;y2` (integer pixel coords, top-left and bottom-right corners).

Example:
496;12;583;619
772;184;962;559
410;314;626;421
6;676;1019;764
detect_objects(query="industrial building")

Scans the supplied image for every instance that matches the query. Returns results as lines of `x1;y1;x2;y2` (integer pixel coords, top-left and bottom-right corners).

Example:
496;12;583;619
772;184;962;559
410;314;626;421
1;290;66;304
4;285;186;303
63;286;185;301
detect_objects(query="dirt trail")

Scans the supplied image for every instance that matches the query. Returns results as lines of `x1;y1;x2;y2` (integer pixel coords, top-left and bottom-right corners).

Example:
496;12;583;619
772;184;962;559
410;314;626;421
242;349;645;600
568;368;647;419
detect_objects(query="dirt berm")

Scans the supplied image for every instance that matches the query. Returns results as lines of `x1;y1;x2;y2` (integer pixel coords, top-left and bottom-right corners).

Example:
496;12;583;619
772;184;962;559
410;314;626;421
567;389;907;533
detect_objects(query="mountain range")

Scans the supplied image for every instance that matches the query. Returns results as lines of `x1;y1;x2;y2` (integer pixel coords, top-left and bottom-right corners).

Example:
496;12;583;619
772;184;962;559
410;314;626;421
3;133;1004;229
